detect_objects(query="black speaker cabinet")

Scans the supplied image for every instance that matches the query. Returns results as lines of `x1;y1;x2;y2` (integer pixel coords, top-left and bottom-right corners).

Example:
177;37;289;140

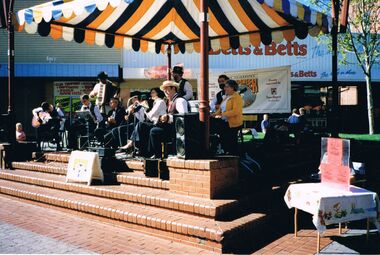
173;113;202;159
144;158;159;177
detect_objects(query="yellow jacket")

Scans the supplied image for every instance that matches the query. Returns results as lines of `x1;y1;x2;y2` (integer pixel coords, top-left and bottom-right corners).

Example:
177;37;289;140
216;92;243;128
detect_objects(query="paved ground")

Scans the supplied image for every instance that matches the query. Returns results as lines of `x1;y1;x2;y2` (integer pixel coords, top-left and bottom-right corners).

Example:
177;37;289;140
0;195;213;254
1;193;379;254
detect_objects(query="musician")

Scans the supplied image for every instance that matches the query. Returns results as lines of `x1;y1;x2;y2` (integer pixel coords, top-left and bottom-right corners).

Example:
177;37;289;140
67;94;103;150
210;74;229;112
32;102;61;151
172;66;193;101
148;81;189;158
120;87;167;155
95;97;126;147
90;71;120;114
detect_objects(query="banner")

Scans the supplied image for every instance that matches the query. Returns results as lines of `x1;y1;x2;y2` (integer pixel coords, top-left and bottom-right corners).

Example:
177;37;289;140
54;81;94;96
225;66;291;114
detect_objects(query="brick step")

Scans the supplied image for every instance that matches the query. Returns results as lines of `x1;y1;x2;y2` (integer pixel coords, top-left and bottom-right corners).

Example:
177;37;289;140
0;169;239;219
12;161;67;175
0;179;267;252
117;172;169;190
41;152;145;172
43;152;71;163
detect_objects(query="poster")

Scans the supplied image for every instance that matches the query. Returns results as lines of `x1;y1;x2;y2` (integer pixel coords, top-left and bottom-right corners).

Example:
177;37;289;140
225;66;291;114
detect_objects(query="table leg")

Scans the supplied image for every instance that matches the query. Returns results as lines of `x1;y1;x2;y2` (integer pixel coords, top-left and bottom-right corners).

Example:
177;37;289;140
294;208;298;237
317;232;320;253
366;217;370;242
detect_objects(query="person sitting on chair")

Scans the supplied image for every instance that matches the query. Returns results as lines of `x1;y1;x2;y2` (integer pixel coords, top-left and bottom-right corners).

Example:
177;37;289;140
120;87;167;155
15;123;26;142
148;81;189;159
95;97;125;147
172;66;193;101
211;80;243;156
32;102;61;151
67;94;103;150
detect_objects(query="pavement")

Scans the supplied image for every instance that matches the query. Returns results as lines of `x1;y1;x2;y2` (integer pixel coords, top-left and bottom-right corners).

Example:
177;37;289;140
1;194;379;254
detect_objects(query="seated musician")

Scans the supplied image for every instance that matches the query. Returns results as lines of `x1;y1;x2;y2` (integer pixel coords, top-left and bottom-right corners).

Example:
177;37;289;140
120;87;167;155
148;81;189;158
94;97;126;147
32;102;61;151
110;95;147;150
67;94;103;150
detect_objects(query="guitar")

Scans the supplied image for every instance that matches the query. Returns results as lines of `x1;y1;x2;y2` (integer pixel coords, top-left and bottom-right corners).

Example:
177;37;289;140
31;112;51;128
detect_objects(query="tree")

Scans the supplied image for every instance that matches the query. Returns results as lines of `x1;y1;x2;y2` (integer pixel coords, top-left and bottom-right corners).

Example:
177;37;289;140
312;0;379;134
344;0;379;134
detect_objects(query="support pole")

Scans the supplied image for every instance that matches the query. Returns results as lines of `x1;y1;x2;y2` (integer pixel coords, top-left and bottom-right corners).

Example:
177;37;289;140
167;45;172;81
294;208;298;237
331;0;340;137
317;232;321;253
199;0;210;153
6;0;15;115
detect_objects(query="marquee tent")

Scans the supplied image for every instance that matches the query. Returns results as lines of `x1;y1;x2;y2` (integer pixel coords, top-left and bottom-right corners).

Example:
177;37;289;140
16;0;331;54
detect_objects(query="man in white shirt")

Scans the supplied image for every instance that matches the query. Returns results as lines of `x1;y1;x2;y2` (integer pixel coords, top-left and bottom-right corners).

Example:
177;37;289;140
89;71;119;114
172;66;193;101
210;74;229;112
67;94;103;150
148;81;189;158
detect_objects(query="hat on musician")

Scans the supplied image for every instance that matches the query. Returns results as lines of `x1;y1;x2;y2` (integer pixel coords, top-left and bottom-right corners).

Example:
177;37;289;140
172;66;183;75
97;71;108;80
160;80;179;91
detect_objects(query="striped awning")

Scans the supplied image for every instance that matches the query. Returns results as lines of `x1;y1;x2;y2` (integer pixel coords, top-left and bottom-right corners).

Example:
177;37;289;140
16;0;332;54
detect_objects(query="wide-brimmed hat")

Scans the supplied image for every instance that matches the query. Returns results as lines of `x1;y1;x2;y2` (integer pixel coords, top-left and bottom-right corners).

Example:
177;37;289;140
160;80;179;91
172;66;183;75
97;71;108;79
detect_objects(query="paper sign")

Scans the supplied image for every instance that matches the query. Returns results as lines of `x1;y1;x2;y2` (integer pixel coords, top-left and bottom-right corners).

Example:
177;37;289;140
320;138;350;190
66;151;104;185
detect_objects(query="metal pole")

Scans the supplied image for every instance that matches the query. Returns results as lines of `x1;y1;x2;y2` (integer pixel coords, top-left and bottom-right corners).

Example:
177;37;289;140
199;0;210;152
6;0;15;115
331;0;339;137
167;45;172;80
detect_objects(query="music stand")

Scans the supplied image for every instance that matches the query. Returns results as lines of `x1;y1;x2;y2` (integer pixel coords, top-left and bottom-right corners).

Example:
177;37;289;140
75;111;94;150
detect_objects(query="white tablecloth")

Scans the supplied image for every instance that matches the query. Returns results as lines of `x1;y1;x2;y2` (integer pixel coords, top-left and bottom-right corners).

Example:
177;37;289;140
284;183;380;233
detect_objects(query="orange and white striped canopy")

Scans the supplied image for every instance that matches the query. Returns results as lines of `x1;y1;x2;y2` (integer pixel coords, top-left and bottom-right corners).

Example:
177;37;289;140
17;0;332;54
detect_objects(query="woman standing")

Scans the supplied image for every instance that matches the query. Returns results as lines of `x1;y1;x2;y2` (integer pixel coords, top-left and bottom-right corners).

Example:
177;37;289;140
211;80;243;155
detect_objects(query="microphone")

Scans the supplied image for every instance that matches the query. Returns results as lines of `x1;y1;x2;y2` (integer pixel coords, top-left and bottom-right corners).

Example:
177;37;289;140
239;87;248;94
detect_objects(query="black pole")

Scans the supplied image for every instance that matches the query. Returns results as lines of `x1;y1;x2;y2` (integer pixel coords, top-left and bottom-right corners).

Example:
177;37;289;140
331;0;339;137
167;45;171;81
6;0;15;115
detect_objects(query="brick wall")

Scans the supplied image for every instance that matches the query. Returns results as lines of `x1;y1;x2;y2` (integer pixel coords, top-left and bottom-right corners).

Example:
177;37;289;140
167;157;239;199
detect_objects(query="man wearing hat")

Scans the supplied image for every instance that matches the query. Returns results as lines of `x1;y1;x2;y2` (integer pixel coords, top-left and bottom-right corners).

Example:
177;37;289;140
148;80;189;158
90;71;120;114
172;66;193;101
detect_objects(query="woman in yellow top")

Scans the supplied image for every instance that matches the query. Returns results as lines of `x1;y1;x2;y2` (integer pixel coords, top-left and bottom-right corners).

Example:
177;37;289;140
211;80;243;155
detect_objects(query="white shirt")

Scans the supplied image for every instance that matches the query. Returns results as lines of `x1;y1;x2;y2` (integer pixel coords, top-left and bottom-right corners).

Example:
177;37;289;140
32;107;52;124
179;79;193;101
168;97;189;123
210;90;226;112
146;98;167;124
80;103;103;123
89;82;105;106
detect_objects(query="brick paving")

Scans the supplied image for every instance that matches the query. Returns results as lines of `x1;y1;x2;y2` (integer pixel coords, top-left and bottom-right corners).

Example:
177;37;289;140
0;195;214;254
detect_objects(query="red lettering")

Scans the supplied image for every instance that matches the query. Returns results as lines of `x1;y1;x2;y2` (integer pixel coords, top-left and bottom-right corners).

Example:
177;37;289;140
293;42;299;56
286;42;293;56
277;44;286;55
253;46;263;55
265;42;276;55
222;49;231;55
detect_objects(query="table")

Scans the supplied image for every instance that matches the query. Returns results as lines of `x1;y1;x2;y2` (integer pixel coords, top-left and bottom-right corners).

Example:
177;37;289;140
284;183;380;252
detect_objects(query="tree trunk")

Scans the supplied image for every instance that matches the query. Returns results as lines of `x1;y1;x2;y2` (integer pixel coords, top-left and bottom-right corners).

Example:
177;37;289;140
365;70;375;134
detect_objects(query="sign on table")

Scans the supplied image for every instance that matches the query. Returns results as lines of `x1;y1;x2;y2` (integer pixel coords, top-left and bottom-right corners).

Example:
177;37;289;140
66;151;103;185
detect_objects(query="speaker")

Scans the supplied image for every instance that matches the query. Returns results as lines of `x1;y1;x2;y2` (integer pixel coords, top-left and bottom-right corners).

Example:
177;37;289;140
173;113;202;159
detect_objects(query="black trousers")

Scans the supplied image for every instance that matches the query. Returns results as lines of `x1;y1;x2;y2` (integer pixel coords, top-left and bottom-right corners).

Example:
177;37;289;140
148;123;174;158
36;122;61;151
211;118;239;155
